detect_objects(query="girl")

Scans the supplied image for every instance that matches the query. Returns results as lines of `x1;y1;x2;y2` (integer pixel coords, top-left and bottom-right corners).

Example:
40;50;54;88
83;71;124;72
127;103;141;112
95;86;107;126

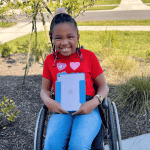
40;8;109;150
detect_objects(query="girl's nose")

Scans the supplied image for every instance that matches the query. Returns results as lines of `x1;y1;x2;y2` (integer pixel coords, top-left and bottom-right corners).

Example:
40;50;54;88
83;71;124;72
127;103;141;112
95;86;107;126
61;39;69;45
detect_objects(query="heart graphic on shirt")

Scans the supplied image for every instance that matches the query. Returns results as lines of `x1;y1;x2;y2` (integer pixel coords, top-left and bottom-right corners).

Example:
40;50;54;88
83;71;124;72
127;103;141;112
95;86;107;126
57;63;67;71
70;62;80;70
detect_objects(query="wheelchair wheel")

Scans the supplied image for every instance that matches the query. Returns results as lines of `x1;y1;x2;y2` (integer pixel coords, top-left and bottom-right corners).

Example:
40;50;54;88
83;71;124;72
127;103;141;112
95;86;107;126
34;105;48;150
112;102;122;150
106;99;117;150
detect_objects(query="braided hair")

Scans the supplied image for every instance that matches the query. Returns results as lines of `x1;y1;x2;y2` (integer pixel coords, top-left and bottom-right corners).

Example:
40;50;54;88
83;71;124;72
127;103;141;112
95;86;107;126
49;13;83;66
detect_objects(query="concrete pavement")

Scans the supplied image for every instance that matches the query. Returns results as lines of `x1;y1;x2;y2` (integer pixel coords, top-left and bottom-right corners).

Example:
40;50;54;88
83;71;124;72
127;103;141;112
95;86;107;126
0;22;150;44
104;133;150;150
114;0;150;11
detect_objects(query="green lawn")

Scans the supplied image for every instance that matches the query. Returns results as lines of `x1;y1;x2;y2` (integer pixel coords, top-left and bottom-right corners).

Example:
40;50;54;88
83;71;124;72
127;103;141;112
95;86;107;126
79;0;121;5
0;22;17;27
142;0;150;3
5;30;150;60
79;31;150;59
77;20;150;26
87;6;117;10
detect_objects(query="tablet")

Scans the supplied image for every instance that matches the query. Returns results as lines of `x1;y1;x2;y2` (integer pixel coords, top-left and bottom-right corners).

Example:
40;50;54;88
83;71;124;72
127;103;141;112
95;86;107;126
55;72;86;111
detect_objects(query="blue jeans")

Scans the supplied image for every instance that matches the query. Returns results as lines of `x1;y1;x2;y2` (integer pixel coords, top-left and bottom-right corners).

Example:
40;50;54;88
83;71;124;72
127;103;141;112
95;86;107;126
44;108;102;150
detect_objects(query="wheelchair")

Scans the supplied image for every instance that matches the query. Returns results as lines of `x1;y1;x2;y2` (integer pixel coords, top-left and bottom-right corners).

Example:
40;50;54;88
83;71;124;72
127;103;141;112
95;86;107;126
34;81;122;150
35;44;121;150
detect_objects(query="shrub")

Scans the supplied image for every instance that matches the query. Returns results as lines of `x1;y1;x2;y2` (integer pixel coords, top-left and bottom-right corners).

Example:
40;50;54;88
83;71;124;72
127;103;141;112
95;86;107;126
1;43;12;58
0;96;19;129
113;76;150;115
102;55;138;76
15;40;29;53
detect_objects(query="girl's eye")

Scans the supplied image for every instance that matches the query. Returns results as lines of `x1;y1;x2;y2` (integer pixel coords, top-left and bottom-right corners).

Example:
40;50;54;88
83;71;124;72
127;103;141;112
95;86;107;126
55;37;61;39
68;36;73;38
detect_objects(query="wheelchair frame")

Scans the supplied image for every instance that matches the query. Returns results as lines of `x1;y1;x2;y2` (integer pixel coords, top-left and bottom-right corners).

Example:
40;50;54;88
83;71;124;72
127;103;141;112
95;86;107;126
34;95;122;150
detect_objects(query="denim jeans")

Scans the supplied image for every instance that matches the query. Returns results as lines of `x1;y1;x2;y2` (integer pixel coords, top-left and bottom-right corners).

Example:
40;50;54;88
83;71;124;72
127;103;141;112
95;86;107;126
43;108;102;150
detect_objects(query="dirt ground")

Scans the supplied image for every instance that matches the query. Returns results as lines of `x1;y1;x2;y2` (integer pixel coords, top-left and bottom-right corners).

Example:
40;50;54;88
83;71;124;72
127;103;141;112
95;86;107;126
0;53;150;150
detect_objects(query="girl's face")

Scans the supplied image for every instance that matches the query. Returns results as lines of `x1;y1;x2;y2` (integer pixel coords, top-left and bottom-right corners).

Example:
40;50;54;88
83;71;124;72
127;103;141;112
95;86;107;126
52;22;79;56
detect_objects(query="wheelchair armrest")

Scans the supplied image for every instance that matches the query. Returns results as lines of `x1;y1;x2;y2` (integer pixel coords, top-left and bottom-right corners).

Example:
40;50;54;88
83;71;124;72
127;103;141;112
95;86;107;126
102;97;108;109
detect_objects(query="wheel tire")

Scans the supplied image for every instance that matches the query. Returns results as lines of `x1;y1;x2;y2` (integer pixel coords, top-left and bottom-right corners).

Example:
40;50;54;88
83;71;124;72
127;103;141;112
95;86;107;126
112;102;122;150
34;105;48;150
107;99;117;150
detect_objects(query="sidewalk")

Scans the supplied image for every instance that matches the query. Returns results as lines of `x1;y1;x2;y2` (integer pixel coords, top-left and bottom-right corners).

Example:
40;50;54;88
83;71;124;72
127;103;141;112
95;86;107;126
0;22;150;44
114;0;150;11
104;133;150;150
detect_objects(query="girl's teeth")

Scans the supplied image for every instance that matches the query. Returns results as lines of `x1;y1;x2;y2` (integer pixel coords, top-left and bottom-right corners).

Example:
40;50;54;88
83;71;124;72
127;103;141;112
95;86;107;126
63;48;68;51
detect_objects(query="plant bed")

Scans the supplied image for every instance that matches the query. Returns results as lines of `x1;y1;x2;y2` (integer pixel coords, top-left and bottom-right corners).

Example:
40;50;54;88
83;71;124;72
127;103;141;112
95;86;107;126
0;53;150;150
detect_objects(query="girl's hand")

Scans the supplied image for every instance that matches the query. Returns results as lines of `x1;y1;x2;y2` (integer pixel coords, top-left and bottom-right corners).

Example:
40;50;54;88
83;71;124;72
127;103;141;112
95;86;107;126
46;99;69;114
72;97;100;115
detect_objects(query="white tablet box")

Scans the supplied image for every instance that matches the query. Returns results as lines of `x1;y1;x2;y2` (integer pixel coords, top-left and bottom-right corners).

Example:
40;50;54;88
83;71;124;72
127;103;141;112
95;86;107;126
55;72;86;112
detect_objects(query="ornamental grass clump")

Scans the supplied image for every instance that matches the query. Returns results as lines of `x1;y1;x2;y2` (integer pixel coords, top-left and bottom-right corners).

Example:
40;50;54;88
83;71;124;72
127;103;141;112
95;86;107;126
0;96;19;129
113;76;150;115
102;55;138;76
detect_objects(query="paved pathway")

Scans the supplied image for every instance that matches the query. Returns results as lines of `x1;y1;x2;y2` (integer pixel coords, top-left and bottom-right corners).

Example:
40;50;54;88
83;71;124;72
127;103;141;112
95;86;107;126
114;0;150;10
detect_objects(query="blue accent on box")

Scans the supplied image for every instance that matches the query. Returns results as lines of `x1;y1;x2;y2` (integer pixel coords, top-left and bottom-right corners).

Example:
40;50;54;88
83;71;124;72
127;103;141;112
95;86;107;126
79;80;86;103
55;81;61;103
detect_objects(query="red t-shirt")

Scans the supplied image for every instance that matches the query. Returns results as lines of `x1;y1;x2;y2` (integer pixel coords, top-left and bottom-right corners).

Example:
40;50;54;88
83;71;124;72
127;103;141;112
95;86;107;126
42;49;103;96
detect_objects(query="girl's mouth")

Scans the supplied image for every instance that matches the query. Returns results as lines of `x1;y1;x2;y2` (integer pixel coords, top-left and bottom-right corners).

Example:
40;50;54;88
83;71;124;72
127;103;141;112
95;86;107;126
61;48;71;52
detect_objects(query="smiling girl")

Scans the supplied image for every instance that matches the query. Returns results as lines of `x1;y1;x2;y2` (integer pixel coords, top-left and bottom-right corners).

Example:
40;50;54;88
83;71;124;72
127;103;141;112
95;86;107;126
40;8;109;150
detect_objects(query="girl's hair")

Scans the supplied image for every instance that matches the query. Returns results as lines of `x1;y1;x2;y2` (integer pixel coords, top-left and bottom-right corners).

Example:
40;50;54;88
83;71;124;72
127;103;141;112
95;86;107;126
49;13;83;66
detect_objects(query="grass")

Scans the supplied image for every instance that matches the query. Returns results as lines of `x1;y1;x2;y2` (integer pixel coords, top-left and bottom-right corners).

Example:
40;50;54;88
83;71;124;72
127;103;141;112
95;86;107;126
3;32;48;54
5;30;150;60
81;31;150;59
101;55;139;77
142;0;150;3
79;0;121;5
87;6;117;10
77;20;150;26
0;22;17;27
113;75;150;115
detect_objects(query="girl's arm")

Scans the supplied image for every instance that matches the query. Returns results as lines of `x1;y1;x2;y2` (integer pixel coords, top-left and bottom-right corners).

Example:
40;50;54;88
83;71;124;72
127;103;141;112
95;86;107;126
72;73;109;115
94;73;109;101
40;77;69;114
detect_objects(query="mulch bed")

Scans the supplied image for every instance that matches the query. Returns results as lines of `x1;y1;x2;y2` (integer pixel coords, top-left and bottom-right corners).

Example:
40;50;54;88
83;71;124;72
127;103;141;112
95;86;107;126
0;53;150;150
